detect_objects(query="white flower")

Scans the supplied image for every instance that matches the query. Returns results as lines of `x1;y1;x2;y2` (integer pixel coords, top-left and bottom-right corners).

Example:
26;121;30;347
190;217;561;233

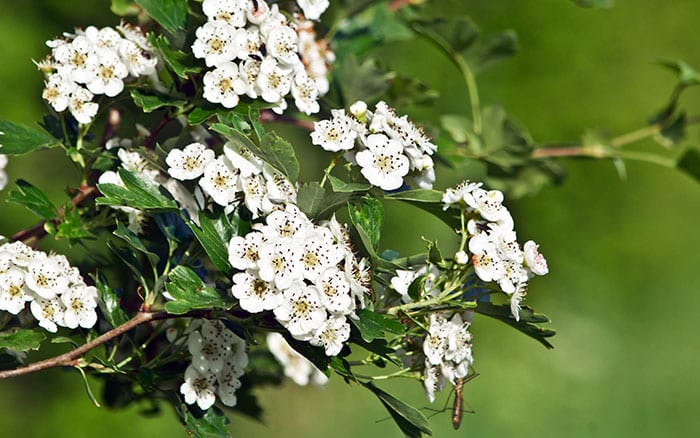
524;240;549;276
42;73;75;112
25;257;68;299
68;86;98;124
166;142;215;180
0;269;33;315
118;39;157;77
291;72;320;115
30;298;65;333
464;188;513;228
390;269;420;303
349;100;368;120
510;284;527;321
263;165;296;203
203;62;247;108
223;143;264;177
83;26;122;50
273;284;326;338
228;231;266;270
266;24;299;65
297;0;330;20
85;51;128;97
355;133;410;190
188;331;229;374
310;112;358;152
310;316;350;356
199;156;240;206
2;241;36;267
257;57;293;103
239;173;273;217
442;180;482;209
53;35;96;83
239;58;262;98
180;365;217;410
257;242;303;289
423;364;446;404
202;0;247;28
423;314;448;366
266;332;328;386
316;268;353;314
231;271;283;313
61;285;98;329
192;21;243;67
468;232;506;283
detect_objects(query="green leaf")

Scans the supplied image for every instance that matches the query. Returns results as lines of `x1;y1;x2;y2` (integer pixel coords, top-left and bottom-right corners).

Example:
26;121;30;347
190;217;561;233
655;112;686;147
656;59;700;87
97;168;178;211
256;132;300;181
336;56;390;105
94;274;130;327
440;114;475;144
353;309;405;342
296;182;327;218
328;175;371;193
188;107;219;125
188;210;237;275
363;382;432;438
149;34;201;79
386;189;461;229
114;222;159;265
677;148;700;183
111;0;139;15
475;302;555;349
184;407;231;438
571;0;614;8
56;205;95;240
135;0;187;34
0;329;46;352
348;196;383;254
130;90;187;113
7;180;59;220
0;120;60;155
164;266;232;315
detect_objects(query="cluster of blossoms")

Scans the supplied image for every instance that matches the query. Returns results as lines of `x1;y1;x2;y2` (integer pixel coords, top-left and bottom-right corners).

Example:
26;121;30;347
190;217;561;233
166;141;296;219
422;313;474;403
0;240;98;332
266;332;328;386
311;101;437;190
180;320;249;410
443;181;549;320
228;205;370;356
192;0;333;114
40;23;157;124
0;154;7;191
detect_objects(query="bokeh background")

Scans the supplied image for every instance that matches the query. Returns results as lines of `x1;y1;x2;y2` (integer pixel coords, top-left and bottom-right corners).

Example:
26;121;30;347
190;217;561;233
2;0;700;436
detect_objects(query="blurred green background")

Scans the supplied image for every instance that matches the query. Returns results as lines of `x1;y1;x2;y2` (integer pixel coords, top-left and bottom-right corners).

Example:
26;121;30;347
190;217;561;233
2;0;700;436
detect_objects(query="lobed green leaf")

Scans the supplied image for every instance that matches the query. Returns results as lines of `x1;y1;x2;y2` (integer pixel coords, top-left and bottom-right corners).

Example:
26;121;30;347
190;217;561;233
0;329;46;352
164;266;232;315
7;180;59;220
135;0;187;34
353;309;405;342
0;120;60;155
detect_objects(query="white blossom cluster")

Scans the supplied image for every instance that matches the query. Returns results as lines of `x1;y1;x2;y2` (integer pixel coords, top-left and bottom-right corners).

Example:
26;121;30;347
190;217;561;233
192;0;332;114
228;205;371;356
180;320;248;410
311;101;437;190
422;313;473;403
296;0;330;21
266;332;328;385
0;241;98;332
0;154;7;191
443;180;549;320
165;141;296;218
40;23;157;124
295;17;334;96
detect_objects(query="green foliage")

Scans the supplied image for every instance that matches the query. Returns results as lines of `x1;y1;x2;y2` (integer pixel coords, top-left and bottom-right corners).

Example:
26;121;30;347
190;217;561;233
348;196;384;255
97;168;179;211
363;382;432;438
0;120;60;155
183;407;231;438
164;266;233;315
188;210;239;275
7;180;59;220
135;0;188;34
353;309;405;342
0;329;46;352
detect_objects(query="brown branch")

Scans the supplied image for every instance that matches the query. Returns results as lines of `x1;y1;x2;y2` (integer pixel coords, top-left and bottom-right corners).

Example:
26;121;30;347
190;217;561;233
259;109;315;131
11;184;98;245
0;310;208;380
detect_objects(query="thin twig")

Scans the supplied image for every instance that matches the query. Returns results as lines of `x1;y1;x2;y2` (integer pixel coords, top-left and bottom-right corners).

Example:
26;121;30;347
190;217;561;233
0;310;206;380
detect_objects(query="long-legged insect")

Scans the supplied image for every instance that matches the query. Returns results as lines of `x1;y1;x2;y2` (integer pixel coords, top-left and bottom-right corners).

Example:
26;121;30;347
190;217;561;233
452;377;464;430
